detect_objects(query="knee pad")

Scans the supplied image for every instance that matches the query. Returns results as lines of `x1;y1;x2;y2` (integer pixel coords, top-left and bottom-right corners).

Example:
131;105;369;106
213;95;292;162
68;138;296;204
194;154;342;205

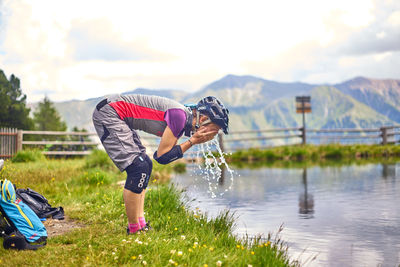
124;154;152;194
144;154;153;173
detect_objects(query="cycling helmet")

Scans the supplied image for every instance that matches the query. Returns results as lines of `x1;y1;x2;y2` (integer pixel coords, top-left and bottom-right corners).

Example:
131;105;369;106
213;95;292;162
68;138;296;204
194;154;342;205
196;96;229;134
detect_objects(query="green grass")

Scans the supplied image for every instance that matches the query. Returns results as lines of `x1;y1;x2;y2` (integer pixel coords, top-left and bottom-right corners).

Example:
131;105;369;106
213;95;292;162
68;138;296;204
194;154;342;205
227;144;400;164
11;149;46;163
0;156;294;266
84;149;117;171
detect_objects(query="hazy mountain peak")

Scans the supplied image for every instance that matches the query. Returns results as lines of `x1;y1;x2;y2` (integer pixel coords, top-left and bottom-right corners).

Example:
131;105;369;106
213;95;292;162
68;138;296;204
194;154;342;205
340;76;400;91
347;76;371;83
204;74;264;90
36;75;400;132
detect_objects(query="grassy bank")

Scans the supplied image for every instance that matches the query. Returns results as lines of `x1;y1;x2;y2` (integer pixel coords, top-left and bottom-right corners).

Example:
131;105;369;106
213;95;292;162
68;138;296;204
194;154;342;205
227;144;400;163
0;152;294;266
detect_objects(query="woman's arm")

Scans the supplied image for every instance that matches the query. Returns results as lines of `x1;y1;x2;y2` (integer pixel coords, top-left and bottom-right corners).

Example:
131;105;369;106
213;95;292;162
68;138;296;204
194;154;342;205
157;125;218;156
154;125;219;164
156;126;179;157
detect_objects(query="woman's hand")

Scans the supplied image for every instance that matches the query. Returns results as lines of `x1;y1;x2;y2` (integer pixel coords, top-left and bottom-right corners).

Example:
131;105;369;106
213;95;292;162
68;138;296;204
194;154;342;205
190;124;220;145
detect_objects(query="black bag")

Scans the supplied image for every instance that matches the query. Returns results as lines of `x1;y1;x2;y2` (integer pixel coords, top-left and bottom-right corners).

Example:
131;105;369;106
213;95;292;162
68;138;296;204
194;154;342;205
0;211;13;237
3;230;46;250
16;188;64;220
0;180;48;250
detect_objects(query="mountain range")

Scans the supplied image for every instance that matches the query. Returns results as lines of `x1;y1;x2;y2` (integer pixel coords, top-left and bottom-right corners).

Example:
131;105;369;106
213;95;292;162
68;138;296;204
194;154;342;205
29;75;400;133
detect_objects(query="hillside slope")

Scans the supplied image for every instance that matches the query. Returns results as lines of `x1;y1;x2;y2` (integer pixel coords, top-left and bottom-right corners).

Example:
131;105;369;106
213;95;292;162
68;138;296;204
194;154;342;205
28;75;400;132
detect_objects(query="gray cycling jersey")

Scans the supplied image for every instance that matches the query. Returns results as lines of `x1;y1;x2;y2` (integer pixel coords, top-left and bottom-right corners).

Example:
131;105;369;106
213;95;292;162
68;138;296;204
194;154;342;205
92;94;192;171
107;94;191;137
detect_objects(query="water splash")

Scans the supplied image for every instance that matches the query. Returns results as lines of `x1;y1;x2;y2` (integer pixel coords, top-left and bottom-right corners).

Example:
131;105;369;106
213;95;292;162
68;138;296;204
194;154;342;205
191;136;236;198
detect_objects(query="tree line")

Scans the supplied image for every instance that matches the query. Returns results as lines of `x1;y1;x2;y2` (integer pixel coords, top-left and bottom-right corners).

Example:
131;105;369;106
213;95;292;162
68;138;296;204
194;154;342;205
0;69;92;151
0;69;69;131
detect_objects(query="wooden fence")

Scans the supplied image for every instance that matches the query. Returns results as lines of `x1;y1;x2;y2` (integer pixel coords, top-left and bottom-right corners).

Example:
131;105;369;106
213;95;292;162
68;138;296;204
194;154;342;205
0;128;20;159
223;127;302;151
19;130;160;156
21;130;98;156
221;125;400;152
0;125;399;158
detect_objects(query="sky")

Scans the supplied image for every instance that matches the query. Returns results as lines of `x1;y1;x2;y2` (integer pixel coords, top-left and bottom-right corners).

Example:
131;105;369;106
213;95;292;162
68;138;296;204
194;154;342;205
0;0;399;102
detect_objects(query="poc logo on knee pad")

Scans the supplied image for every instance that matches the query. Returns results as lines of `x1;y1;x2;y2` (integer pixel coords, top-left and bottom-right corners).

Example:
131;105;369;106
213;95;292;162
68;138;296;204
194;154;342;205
138;173;146;188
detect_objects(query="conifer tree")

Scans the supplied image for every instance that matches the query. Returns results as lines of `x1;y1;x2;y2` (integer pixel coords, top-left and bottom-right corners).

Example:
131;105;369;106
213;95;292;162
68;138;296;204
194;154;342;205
0;70;34;129
33;96;67;131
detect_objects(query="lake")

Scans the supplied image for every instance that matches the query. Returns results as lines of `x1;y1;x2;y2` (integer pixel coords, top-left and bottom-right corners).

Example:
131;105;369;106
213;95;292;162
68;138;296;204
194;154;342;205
172;162;400;266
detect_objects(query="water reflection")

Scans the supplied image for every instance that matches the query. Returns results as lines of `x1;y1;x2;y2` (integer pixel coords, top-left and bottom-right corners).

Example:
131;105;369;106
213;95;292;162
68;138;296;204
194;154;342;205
298;168;314;219
173;162;400;266
382;163;396;180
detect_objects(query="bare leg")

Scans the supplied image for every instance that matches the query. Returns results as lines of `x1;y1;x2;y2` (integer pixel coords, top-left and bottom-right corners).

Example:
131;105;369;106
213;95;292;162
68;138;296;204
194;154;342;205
139;190;146;218
123;189;141;224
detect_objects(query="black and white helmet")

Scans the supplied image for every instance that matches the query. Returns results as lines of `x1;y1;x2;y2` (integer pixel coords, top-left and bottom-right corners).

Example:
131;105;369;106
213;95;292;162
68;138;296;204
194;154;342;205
197;96;229;134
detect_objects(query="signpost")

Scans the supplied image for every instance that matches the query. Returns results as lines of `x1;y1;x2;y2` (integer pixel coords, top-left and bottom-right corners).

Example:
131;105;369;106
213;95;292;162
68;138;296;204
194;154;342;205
296;96;311;145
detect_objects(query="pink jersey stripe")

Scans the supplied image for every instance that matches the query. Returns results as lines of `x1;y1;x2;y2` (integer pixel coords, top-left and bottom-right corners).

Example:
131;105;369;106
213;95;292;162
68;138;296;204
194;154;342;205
109;101;165;121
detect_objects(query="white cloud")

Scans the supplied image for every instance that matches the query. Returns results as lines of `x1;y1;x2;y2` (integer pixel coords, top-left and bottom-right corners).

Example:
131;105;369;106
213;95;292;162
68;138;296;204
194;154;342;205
0;0;398;102
387;10;400;26
68;18;175;62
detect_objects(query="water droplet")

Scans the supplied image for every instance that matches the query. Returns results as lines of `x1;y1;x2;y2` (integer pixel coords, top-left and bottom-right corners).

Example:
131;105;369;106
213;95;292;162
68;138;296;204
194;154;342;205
190;136;235;198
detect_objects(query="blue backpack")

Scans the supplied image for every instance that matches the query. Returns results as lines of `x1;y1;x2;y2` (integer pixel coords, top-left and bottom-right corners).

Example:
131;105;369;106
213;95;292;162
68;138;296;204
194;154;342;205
0;179;47;250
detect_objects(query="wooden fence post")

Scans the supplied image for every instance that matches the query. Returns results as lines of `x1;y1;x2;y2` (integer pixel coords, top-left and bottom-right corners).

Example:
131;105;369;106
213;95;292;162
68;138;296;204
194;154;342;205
301;127;306;145
17;130;23;152
381;127;387;145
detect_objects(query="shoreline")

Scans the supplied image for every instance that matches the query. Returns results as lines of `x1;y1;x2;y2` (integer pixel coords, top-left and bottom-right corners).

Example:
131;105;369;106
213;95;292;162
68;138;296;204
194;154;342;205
0;156;296;266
